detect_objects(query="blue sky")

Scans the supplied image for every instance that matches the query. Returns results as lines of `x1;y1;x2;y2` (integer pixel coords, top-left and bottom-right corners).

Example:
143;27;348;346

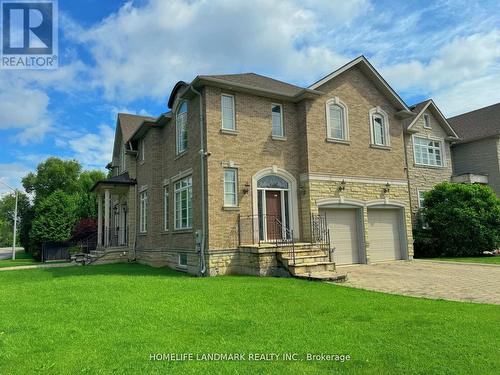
1;0;500;194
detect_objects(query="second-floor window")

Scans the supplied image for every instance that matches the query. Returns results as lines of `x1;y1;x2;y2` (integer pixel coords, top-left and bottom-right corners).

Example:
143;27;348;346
120;143;126;172
224;168;238;207
272;104;284;137
414;137;443;167
370;108;390;147
174;176;192;229
176;101;188;154
221;94;235;131
139;138;145;162
327;101;348;141
139;190;148;233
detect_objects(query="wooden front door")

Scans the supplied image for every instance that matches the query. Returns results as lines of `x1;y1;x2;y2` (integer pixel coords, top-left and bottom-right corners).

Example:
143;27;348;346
265;190;282;240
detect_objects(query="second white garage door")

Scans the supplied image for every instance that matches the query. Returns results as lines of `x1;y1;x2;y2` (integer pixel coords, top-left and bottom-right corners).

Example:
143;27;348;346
367;208;403;262
322;208;361;265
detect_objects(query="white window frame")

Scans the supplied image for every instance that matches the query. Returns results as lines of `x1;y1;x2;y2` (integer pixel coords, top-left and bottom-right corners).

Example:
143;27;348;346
139;190;148;233
417;189;429;229
271;103;284;138
221;94;236;131
176;101;188;155
178;253;188;268
163;185;169;231
120;143;126;172
139;138;145;162
174;176;193;230
223;168;238;207
413;135;444;167
369;107;390;147
423;113;431;129
417;190;427;208
325;97;349;141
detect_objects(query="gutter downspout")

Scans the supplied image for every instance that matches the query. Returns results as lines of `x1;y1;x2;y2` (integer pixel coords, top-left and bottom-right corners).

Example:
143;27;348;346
190;85;207;276
402;130;414;260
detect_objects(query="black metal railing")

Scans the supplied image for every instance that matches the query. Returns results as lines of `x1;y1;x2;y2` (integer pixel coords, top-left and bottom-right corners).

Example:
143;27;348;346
311;214;333;262
238;214;296;264
104;226;128;247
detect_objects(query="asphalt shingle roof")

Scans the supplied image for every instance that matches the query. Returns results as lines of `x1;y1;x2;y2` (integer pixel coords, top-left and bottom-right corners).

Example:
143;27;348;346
117;113;156;142
447;102;500;141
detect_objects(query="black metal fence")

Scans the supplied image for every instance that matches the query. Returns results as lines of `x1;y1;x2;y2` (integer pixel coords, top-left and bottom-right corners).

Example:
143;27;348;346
311;213;332;262
41;242;72;262
103;227;128;247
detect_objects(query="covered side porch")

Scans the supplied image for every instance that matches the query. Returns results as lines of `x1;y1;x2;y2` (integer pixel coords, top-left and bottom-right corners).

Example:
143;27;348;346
90;173;136;249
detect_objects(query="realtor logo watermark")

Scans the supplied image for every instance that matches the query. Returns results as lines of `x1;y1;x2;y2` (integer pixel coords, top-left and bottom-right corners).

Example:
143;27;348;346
1;0;58;69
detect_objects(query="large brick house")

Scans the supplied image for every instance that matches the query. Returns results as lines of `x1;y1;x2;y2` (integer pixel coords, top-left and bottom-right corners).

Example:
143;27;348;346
91;56;456;276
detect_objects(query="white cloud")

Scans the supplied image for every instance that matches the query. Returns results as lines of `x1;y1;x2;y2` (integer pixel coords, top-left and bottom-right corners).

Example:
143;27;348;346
0;163;31;193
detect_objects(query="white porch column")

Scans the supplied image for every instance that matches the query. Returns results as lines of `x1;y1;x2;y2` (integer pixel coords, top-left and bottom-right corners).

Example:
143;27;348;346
104;189;110;247
97;192;103;246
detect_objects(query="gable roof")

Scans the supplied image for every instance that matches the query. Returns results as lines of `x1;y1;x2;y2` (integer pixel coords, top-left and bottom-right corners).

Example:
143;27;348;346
90;172;136;193
199;73;305;97
309;55;412;114
406;99;459;138
447;102;500;142
117;113;156;143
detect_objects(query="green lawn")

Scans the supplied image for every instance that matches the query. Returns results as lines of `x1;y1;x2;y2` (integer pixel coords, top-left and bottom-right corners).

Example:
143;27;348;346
427;256;500;265
0;264;498;374
0;250;39;268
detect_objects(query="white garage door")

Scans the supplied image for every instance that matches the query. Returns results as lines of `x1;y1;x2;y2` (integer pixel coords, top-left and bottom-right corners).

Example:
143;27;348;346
322;208;360;265
367;208;402;262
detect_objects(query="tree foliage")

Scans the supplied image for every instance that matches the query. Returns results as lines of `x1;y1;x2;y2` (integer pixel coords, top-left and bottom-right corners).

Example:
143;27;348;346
414;183;500;257
30;190;78;244
0;192;30;247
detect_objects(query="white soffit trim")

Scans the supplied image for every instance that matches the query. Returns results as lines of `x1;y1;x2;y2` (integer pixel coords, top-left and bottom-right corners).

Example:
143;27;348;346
308;56;410;111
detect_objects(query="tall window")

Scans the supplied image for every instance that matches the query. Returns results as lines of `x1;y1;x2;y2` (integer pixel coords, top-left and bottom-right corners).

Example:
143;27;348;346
176;101;188;154
423;114;431;129
272;104;284;137
370;109;389;146
418;190;427;208
139;190;148;233
139;138;145;162
174;176;193;229
221;94;235;130
224;169;238;206
327;104;347;140
414;137;443;166
164;186;169;231
120;143;126;172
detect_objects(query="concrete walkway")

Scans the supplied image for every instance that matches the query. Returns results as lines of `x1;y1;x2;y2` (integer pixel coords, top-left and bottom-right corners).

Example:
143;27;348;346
337;260;500;304
0;262;76;271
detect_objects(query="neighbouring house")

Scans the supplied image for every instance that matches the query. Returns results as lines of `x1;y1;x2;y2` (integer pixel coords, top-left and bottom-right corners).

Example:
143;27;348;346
448;103;500;196
403;99;459;226
91;55;429;277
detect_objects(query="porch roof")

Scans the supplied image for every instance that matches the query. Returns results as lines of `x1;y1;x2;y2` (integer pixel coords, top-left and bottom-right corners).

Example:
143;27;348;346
90;172;136;193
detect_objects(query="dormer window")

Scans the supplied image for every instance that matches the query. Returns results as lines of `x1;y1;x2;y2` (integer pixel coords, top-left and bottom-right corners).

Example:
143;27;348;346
423;113;431;129
176;101;188;154
369;107;390;147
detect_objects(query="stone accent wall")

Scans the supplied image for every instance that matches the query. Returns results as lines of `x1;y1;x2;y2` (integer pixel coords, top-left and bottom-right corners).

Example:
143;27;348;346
304;178;414;261
405;108;454;223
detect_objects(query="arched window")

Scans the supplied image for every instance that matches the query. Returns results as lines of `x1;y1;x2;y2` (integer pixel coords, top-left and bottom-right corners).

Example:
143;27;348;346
257;175;289;189
176;101;188;154
326;98;348;141
369;107;390;147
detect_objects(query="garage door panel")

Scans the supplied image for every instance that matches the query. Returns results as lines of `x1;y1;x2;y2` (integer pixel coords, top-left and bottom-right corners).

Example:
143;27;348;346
367;209;402;262
322;209;360;265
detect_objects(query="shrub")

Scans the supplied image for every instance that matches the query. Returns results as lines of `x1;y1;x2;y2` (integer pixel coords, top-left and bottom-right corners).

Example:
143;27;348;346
72;218;97;242
414;183;500;257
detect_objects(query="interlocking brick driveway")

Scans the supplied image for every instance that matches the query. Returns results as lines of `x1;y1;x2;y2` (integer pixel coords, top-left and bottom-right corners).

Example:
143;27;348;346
336;260;500;304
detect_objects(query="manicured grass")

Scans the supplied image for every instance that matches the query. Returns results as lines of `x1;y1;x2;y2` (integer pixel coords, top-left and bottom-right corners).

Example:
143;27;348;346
0;251;39;268
0;264;498;374
427;256;500;265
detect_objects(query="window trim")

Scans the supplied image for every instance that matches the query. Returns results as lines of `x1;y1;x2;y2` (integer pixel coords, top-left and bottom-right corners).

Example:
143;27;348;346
163;185;169;231
423;113;431;129
139;138;145;162
176;100;188;155
223;168;238;207
174;175;193;230
178;253;188;268
221;94;236;131
325;97;349;142
412;135;445;167
369;107;390;147
417;189;427;208
271;103;284;138
139;190;148;233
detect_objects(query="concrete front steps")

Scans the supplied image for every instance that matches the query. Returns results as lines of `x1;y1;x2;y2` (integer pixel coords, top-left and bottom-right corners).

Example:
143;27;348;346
85;247;130;265
276;243;346;282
